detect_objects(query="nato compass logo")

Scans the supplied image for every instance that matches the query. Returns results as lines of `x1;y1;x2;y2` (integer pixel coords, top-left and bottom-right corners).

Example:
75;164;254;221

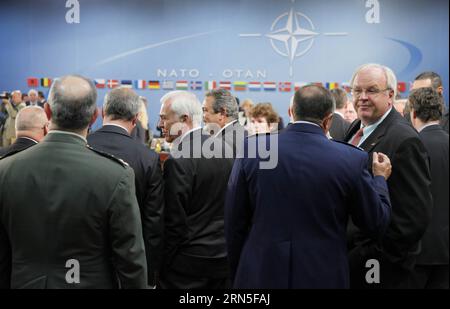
240;1;348;77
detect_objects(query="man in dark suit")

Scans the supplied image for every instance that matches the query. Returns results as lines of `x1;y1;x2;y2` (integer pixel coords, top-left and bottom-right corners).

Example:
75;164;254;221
411;71;448;133
225;85;392;289
202;89;247;157
344;64;433;289
330;88;351;141
158;91;234;289
0;75;147;289
409;87;449;289
87;87;163;287
25;89;44;108
0;106;48;158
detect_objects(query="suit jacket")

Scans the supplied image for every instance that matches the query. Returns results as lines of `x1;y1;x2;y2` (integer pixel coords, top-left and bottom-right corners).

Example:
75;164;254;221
344;108;433;288
0;132;147;289
441;111;449;133
330;112;350;141
87;125;163;286
417;125;449;265
161;128;234;285
25;101;44;108
225;123;391;288
0;137;37;158
216;120;248;158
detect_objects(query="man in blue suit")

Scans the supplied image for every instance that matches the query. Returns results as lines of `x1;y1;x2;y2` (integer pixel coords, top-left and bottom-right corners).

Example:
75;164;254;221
225;85;392;289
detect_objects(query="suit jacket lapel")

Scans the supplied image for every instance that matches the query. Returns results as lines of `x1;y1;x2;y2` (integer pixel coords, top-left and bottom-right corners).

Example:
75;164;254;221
359;108;399;152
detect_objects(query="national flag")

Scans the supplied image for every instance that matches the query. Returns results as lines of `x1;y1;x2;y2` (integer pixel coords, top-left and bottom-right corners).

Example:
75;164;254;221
312;82;323;87
148;81;160;90
41;78;52;88
204;81;217;91
162;80;175;90
279;82;292;92
397;81;407;93
341;82;352;93
190;81;203;91
134;80;147;89
294;82;308;91
326;82;339;90
94;79;106;89
263;82;277;91
248;82;261;91
107;80;119;88
234;81;247;91
219;81;231;90
121;80;133;88
27;77;39;88
176;80;188;90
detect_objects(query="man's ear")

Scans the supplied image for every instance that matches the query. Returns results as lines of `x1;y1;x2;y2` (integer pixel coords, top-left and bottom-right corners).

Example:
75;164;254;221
89;108;99;127
179;114;188;123
44;102;52;120
131;114;139;126
101;107;106;119
437;86;444;96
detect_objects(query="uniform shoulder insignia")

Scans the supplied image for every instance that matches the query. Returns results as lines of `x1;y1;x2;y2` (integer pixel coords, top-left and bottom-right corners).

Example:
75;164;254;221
86;145;129;167
331;139;364;151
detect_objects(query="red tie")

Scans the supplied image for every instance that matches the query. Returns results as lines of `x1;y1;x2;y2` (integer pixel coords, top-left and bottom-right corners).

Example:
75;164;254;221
351;127;364;146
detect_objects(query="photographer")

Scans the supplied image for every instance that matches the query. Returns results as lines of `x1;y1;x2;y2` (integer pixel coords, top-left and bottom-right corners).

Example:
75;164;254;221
2;90;26;147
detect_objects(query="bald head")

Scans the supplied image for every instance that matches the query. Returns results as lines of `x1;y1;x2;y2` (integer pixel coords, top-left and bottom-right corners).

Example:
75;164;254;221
47;75;97;132
15;106;48;142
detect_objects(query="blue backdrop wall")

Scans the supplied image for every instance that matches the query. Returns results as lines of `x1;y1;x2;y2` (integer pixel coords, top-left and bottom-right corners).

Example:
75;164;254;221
0;0;448;130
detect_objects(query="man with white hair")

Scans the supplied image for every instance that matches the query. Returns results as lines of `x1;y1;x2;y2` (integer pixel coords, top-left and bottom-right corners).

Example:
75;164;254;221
25;89;44;108
158;91;233;289
0;106;48;158
344;63;432;289
2;90;26;147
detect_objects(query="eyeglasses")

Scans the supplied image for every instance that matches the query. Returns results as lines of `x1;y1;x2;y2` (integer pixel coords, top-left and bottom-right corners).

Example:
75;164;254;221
351;88;391;98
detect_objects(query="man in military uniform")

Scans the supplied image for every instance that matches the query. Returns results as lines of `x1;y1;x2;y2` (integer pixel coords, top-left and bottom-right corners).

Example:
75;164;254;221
0;75;147;289
2;90;26;147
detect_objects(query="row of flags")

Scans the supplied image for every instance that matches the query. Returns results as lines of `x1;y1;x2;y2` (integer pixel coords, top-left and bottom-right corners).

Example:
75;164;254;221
26;77;410;93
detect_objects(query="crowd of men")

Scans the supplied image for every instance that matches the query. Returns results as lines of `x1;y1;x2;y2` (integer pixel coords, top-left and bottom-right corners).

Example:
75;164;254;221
0;64;448;289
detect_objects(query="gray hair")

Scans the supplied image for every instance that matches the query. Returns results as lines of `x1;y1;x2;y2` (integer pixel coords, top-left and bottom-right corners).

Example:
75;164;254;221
48;75;97;130
160;91;202;127
28;89;38;96
104;87;140;121
350;63;398;98
205;88;238;120
15;106;48;131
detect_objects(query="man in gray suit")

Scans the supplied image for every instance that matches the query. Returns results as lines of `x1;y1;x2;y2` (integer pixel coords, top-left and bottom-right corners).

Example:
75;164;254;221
0;75;147;289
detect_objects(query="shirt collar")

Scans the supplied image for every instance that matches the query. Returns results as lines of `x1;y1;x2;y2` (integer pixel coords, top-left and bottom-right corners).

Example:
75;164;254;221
293;120;321;128
334;111;345;119
418;122;441;133
361;107;392;135
47;130;87;143
103;123;129;134
19;136;39;144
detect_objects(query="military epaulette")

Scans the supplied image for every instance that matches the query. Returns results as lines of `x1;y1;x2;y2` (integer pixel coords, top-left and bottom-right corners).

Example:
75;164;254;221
86;144;129;168
331;139;364;151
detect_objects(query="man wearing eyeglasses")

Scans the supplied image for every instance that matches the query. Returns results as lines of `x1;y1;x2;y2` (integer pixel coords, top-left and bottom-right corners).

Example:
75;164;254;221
344;63;432;289
0;106;48;158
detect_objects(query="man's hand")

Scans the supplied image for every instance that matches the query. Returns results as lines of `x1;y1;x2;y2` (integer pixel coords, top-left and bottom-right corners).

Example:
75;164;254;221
372;152;392;180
